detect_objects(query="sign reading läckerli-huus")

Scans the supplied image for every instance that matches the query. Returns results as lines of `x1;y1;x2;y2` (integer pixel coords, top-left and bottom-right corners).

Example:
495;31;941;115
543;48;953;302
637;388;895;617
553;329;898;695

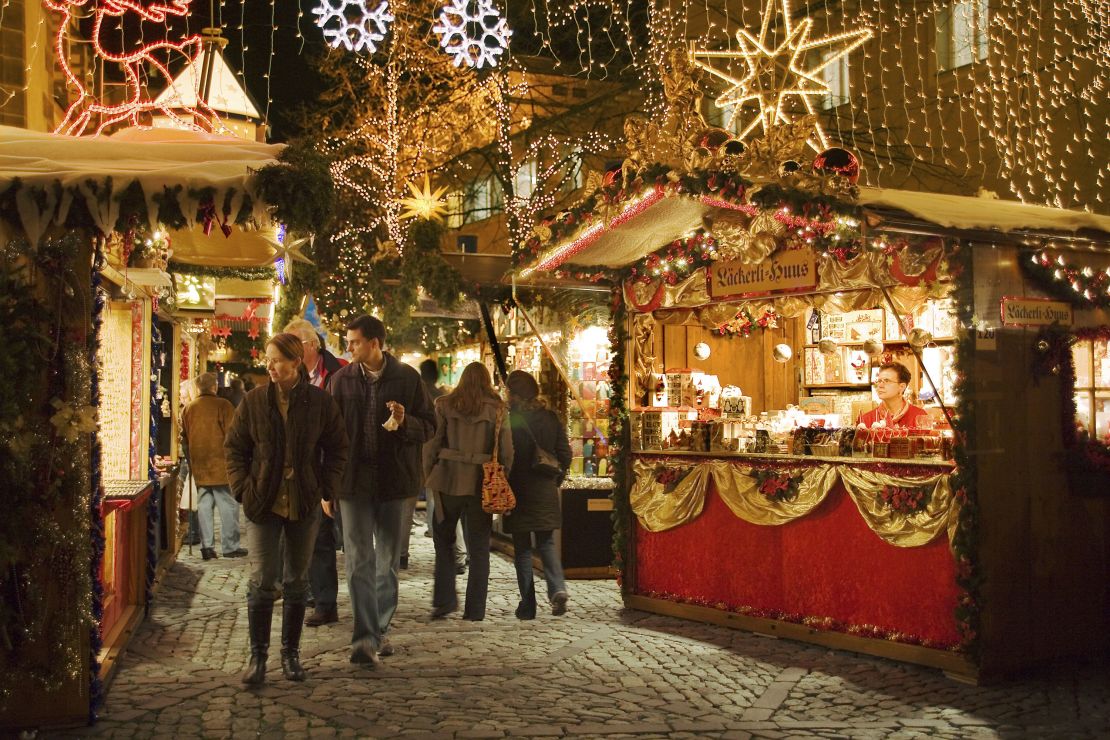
710;249;818;298
999;297;1074;327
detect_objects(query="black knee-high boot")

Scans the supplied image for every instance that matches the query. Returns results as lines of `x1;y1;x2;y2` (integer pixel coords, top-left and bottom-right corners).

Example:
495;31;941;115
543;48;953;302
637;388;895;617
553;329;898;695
241;601;273;685
281;601;307;681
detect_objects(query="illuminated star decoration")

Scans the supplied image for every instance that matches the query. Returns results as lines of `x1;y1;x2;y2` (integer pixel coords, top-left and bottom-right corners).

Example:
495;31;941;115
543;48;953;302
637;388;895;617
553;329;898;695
398;174;450;222
690;0;872;151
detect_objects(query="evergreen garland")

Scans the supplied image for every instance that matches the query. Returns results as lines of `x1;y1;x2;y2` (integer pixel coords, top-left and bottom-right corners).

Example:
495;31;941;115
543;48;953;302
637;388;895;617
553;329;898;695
168;261;276;282
606;283;631;581
948;242;982;657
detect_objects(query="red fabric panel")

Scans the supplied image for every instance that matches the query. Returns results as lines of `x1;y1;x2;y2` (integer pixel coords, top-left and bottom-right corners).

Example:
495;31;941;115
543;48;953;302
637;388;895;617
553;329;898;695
635;478;961;646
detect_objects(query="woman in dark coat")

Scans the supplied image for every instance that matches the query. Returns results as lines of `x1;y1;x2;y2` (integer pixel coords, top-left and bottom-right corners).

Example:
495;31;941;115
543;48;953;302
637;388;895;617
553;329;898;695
225;333;349;685
504;370;573;619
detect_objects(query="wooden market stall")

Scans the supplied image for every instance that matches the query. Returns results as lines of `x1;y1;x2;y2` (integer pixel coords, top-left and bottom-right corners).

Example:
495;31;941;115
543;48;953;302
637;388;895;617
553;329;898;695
517;123;1110;683
0;125;323;730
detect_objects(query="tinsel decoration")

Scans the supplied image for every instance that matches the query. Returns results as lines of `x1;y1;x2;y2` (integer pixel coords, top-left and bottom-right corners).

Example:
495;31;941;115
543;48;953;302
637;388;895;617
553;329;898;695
607;283;631;582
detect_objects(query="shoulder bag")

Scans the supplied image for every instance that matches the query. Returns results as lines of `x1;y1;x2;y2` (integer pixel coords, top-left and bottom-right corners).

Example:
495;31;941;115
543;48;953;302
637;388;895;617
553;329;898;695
522;413;563;479
481;405;517;514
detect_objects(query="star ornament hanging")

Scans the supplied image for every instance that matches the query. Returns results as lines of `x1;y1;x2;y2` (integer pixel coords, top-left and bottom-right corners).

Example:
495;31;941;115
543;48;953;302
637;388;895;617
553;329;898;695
691;0;872;151
398;174;449;222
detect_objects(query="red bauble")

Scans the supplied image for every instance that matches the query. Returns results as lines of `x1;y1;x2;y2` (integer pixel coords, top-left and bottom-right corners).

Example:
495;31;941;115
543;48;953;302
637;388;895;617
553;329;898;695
696;127;732;151
812;147;860;184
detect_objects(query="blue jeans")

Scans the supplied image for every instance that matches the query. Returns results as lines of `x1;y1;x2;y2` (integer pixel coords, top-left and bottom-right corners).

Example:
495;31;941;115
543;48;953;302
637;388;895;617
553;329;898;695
197;485;240;554
339;496;405;653
307;503;343;609
432;494;491;620
511;530;566;615
245;510;320;606
426;489;467;561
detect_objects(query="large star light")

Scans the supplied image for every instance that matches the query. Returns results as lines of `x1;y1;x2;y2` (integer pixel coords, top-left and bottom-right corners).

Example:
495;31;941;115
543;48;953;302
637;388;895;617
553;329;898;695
691;0;872;150
398;174;449;222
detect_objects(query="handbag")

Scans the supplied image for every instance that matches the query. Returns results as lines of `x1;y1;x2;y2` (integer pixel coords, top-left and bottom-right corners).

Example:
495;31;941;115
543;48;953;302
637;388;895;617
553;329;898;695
480;405;517;514
522;414;562;479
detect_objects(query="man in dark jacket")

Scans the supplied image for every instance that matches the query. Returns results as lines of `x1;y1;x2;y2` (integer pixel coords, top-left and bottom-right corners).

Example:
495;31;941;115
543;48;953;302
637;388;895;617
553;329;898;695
326;314;435;666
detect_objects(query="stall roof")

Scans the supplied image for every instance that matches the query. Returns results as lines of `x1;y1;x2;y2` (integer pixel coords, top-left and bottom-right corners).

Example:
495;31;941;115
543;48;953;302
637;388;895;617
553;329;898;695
520;186;1110;273
0;125;283;260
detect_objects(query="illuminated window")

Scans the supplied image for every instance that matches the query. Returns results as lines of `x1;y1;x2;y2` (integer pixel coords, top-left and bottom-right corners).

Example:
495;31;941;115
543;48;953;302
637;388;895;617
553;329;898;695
464;175;503;222
1072;336;1110;443
513;159;537;200
937;0;989;71
0;0;26;128
445;191;465;229
810;49;851;110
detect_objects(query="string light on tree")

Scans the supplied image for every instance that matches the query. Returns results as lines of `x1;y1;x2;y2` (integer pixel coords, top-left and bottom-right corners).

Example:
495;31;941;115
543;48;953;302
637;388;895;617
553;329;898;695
690;0;872;151
433;0;512;69
313;0;395;53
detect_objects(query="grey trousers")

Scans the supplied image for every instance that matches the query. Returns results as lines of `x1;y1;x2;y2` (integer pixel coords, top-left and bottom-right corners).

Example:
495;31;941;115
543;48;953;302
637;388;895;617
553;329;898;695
245;510;320;607
339;496;406;653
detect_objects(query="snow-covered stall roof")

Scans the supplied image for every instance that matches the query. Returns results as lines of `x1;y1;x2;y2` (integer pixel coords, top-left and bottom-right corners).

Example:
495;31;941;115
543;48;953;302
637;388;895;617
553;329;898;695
520;185;1110;273
857;188;1110;237
0;126;287;264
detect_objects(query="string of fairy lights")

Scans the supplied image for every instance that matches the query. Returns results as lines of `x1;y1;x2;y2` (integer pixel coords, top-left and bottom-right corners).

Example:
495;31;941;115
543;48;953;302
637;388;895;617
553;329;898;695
0;0;1104;212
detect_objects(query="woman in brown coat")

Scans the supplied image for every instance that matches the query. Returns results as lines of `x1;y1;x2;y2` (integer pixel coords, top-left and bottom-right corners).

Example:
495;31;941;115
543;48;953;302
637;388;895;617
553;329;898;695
225;333;349;685
423;362;513;621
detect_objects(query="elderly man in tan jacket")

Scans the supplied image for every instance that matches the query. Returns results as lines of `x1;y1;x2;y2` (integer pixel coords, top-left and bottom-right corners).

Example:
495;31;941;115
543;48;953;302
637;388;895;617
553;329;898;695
182;373;245;560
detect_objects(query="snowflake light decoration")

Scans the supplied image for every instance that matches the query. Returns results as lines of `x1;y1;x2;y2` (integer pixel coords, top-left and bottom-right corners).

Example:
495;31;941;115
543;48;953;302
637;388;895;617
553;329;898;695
313;0;395;53
433;0;512;69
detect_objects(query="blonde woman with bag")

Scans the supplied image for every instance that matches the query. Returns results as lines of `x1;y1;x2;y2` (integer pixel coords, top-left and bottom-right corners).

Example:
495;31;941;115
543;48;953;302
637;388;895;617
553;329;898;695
423;362;513;621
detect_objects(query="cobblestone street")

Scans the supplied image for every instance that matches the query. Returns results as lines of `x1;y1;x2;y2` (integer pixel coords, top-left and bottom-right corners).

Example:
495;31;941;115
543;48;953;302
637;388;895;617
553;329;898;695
62;515;1109;740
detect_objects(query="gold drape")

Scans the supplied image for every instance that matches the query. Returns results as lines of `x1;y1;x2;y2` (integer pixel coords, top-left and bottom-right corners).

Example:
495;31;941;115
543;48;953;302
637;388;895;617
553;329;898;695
837;467;957;547
630;458;959;547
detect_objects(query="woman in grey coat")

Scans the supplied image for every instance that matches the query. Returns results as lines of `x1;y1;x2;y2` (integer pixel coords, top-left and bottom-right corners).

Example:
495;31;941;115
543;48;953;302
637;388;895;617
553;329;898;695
423;362;513;621
504;371;573;619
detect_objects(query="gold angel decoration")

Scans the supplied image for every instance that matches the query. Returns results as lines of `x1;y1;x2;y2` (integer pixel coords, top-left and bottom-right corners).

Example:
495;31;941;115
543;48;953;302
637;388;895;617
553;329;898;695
707;209;787;263
623;49;709;180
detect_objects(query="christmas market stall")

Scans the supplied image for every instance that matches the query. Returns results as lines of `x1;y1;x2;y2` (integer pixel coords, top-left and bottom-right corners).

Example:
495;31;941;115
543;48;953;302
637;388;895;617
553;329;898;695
0;125;329;729
515;72;1110;682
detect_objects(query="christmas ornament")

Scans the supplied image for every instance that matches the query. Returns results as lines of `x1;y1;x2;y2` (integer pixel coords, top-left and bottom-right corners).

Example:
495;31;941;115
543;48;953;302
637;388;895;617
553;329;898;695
780;160;802;176
690;0;872;150
812;147;861;184
863;338;885;355
433;0;512;69
772;343;793;362
313;0;395;53
696;127;732;151
398;174;449;222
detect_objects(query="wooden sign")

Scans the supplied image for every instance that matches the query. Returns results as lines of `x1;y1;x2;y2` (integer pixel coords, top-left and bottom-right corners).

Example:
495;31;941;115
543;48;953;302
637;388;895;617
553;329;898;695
709;249;818;298
1000;297;1073;327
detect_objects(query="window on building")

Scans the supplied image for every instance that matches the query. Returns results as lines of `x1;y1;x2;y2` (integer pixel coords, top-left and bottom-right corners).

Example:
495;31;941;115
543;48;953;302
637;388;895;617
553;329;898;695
1072;336;1110;443
809;49;851;110
0;0;27;128
464;175;503;222
445;191;465;229
513;159;537;200
937;0;989;71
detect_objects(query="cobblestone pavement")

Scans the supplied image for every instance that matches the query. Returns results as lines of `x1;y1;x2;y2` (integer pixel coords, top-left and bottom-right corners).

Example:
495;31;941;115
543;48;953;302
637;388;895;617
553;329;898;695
59;514;1108;739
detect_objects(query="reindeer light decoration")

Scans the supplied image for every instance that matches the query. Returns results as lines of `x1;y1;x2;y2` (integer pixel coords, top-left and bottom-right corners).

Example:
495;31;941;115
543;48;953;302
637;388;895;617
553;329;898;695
46;0;221;136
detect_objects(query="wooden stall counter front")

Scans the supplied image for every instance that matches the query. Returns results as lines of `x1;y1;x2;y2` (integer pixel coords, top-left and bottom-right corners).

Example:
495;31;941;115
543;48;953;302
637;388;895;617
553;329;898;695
626;451;974;679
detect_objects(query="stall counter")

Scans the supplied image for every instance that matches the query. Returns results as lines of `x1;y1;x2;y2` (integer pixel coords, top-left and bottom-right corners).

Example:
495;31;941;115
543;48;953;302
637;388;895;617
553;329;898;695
626;450;969;676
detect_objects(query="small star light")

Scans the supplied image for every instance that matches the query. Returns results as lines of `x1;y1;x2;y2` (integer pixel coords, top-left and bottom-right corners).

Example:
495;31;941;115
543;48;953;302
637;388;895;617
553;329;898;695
398;174;449;222
433;0;512;69
690;0;872;150
313;0;394;53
